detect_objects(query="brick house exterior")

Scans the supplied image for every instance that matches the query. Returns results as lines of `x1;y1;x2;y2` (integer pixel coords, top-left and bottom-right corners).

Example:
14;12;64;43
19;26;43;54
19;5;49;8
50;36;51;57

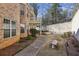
20;3;28;38
0;3;35;49
0;3;20;49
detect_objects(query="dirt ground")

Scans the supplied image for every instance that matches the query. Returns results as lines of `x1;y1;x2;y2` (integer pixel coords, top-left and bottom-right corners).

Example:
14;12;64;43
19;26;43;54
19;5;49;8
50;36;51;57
0;39;35;56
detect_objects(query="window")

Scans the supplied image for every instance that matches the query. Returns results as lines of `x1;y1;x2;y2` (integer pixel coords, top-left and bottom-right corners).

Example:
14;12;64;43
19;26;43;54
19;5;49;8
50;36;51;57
20;10;24;15
20;24;25;33
21;27;25;33
12;21;16;36
4;19;16;38
4;19;10;38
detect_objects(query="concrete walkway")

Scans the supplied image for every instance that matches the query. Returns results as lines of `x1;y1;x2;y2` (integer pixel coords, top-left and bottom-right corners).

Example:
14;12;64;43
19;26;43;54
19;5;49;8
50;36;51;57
15;35;52;56
37;35;67;56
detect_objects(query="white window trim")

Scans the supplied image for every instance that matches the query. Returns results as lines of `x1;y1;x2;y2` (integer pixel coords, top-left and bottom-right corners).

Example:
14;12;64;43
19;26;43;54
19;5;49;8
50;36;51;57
10;20;12;38
10;20;16;37
4;18;16;38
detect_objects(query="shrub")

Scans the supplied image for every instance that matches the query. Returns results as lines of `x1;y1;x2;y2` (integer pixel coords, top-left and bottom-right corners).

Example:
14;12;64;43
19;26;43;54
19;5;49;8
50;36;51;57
67;32;72;37
64;32;68;38
62;32;72;38
53;43;60;50
56;35;63;41
26;35;33;40
30;29;38;37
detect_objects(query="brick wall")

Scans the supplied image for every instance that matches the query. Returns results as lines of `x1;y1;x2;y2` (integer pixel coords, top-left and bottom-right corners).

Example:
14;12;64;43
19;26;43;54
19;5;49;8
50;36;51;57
0;3;20;49
20;4;28;38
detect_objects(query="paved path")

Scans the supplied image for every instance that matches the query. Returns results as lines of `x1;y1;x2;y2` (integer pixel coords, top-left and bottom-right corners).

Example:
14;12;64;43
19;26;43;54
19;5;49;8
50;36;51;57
15;35;52;56
37;35;67;56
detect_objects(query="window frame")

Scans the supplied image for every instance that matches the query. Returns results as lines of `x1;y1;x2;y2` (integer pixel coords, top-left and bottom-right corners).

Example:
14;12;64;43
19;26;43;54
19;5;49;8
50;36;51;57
4;19;10;38
20;10;24;16
11;21;16;36
4;18;16;38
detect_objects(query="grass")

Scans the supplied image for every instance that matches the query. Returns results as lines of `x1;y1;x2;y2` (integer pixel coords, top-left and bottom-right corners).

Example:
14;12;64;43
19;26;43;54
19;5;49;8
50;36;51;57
55;32;72;41
53;33;71;50
55;35;63;41
62;32;72;38
26;35;34;40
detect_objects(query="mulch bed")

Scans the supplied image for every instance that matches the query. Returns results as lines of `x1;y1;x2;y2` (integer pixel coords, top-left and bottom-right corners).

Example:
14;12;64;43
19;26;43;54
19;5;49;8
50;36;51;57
0;38;35;56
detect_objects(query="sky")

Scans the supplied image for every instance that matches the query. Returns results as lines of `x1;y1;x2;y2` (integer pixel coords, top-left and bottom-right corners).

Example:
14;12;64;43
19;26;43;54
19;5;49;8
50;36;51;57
37;3;75;17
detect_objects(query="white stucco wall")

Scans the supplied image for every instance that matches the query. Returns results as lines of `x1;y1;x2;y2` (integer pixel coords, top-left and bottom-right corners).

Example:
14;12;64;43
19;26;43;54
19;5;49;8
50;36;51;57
47;22;72;34
46;9;79;41
72;9;79;41
72;9;79;34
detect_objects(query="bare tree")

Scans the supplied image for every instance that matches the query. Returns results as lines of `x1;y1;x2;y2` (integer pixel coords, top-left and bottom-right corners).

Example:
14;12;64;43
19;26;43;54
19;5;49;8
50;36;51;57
31;3;39;20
